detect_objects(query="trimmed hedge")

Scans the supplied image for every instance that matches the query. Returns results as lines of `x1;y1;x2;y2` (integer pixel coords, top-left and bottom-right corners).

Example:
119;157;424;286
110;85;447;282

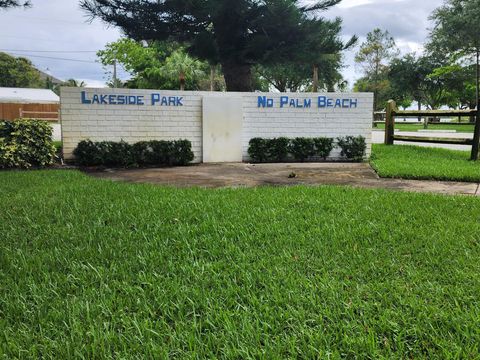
337;136;367;161
73;139;194;167
248;136;366;163
0;119;56;169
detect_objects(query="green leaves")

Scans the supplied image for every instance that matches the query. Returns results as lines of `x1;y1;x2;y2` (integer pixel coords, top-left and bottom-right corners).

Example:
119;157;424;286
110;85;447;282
248;137;336;163
337;136;367;161
0;52;42;88
0;119;56;169
73;139;195;167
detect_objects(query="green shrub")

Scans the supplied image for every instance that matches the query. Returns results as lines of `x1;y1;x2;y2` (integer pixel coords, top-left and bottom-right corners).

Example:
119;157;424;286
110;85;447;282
289;137;316;162
73;139;194;167
0;119;56;169
73;140;105;166
248;138;269;163
337;136;367;161
267;137;290;162
313;137;335;159
103;141;135;167
132;141;151;165
172;139;195;165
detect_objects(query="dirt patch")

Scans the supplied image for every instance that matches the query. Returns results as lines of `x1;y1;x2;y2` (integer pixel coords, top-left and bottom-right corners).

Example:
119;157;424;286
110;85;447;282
87;162;480;196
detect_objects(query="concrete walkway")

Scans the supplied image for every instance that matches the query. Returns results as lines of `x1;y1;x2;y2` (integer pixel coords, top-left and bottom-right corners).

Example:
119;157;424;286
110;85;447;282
89;163;480;196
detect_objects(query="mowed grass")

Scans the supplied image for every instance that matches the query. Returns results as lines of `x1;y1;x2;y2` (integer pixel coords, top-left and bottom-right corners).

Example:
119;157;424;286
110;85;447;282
371;144;480;182
374;123;475;133
1;170;480;358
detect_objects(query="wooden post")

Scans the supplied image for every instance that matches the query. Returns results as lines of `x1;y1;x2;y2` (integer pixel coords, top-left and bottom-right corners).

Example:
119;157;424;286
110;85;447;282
471;49;480;161
385;100;396;145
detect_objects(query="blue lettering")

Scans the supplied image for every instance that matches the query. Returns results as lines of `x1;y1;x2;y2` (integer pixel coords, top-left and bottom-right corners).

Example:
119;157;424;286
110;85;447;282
290;99;296;107
100;95;108;104
258;96;267;108
161;97;168;106
342;99;350;108
108;95;116;105
280;96;289;108
128;96;137;105
137;96;144;105
318;96;326;108
81;91;91;104
350;99;358;108
176;97;183;106
304;99;311;108
168;97;176;106
92;94;100;104
327;99;333;107
152;93;161;105
335;99;342;108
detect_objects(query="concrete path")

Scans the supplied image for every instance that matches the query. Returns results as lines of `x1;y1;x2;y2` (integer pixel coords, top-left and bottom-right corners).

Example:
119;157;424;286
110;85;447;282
372;130;473;151
89;163;480;196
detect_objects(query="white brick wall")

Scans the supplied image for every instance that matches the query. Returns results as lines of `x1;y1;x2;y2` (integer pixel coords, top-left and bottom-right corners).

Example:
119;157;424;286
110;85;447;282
61;88;373;162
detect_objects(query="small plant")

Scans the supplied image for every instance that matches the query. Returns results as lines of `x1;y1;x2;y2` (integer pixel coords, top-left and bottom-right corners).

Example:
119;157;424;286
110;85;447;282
248;138;269;163
313;137;335;159
171;139;195;165
73;140;106;166
0;119;56;169
337;136;367;161
289;137;315;162
268;137;290;162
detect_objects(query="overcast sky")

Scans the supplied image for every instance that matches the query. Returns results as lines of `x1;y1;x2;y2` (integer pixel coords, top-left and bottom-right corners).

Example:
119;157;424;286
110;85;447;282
0;0;441;89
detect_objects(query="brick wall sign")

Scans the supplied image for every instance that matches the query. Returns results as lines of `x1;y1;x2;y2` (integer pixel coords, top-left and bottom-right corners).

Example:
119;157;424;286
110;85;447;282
61;88;373;162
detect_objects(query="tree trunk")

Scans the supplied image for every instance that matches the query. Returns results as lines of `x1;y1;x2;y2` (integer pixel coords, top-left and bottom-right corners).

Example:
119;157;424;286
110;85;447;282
222;62;253;92
417;101;421;123
312;65;319;92
179;72;185;91
210;65;215;92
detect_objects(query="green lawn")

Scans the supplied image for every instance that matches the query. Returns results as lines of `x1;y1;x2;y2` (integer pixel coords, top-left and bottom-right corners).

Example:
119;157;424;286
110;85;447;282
374;123;475;133
1;170;480;358
371;144;480;182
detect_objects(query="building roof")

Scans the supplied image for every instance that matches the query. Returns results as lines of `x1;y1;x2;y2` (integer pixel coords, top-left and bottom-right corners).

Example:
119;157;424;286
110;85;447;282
0;87;59;104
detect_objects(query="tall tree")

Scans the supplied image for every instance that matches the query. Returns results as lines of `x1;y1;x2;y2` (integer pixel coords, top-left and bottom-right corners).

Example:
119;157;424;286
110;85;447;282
355;28;399;110
0;0;30;9
81;0;348;92
0;52;42;88
429;0;480;158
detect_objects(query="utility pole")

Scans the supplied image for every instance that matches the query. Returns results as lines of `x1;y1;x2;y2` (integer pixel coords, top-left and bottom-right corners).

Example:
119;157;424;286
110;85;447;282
112;59;118;88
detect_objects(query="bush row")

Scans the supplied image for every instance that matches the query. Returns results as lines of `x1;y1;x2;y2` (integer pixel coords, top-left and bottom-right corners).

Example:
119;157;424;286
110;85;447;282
73;139;195;167
248;136;366;163
0;119;56;169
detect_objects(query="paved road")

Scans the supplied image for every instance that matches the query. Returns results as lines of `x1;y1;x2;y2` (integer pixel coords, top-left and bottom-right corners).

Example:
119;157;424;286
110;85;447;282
372;130;473;151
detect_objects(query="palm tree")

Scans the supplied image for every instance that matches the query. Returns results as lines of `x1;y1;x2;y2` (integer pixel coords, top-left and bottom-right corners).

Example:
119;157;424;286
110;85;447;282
162;50;205;91
65;78;87;87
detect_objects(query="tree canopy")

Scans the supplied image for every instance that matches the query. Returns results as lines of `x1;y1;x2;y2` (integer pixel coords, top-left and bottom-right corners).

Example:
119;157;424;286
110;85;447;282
81;0;351;91
97;39;225;90
355;28;399;110
0;0;30;9
0;52;42;88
